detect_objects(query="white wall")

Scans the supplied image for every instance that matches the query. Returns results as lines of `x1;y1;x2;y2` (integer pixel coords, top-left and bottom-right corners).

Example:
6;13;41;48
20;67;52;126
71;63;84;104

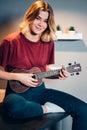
46;0;87;46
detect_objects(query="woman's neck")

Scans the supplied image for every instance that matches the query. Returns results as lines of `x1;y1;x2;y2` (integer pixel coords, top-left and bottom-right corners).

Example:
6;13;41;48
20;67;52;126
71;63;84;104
22;25;40;42
24;32;40;42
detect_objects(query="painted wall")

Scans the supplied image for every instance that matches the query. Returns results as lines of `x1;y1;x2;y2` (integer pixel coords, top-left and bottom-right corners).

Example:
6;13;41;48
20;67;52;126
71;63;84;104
47;0;87;46
0;0;87;47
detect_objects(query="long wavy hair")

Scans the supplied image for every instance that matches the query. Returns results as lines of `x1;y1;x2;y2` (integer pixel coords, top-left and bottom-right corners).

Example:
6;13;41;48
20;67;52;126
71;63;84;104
20;0;56;42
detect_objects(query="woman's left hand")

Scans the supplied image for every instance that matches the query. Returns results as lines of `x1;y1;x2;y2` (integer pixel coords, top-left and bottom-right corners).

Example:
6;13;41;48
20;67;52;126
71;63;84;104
58;66;69;80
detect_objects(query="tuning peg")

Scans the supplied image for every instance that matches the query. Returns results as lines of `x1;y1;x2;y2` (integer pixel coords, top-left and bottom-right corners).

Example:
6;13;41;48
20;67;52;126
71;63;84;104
76;72;79;75
71;73;74;76
68;63;72;65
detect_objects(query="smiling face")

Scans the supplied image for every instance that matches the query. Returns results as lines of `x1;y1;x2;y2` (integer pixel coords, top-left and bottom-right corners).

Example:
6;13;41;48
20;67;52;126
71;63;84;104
20;0;56;42
29;11;49;36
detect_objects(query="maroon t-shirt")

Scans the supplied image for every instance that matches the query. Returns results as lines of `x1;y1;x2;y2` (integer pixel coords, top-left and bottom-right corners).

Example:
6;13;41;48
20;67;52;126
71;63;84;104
0;32;54;72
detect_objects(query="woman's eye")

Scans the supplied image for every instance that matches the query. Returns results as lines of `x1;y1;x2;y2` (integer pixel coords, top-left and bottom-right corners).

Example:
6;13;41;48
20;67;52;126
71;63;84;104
44;20;48;23
35;17;48;23
36;17;40;20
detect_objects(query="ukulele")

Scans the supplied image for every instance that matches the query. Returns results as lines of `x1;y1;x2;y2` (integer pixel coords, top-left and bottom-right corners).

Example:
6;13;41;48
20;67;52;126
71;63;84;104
9;63;81;93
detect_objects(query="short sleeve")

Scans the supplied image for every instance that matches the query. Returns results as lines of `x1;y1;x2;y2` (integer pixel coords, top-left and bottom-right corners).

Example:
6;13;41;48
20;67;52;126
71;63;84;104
0;39;10;69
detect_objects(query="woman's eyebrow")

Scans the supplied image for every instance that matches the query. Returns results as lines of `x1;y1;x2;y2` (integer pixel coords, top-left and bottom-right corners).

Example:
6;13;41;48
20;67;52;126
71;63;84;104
37;15;48;21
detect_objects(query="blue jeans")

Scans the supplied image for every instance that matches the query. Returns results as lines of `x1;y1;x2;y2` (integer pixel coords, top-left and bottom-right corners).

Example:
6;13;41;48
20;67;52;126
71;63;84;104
3;82;87;130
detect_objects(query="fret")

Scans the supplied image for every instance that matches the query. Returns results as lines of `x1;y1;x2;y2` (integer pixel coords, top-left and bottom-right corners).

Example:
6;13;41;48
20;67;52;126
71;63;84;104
37;69;60;79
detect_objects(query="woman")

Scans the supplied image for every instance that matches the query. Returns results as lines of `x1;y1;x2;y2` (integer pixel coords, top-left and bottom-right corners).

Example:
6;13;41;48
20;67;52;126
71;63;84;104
0;1;87;130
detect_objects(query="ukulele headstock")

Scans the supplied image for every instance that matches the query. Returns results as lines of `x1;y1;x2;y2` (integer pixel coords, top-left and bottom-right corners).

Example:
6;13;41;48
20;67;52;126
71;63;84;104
67;62;81;75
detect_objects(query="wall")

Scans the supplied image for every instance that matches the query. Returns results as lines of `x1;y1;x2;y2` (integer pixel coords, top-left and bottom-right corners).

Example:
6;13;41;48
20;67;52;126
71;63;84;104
0;0;87;46
47;0;87;46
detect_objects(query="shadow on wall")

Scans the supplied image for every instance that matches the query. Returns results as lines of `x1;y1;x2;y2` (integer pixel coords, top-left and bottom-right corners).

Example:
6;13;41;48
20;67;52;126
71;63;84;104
0;17;23;42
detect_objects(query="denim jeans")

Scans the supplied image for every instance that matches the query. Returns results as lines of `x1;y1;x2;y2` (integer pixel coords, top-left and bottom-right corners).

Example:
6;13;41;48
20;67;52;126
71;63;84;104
3;82;87;130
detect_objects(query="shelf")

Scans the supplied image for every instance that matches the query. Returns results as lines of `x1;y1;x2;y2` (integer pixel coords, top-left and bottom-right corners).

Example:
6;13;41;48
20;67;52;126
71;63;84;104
56;32;83;40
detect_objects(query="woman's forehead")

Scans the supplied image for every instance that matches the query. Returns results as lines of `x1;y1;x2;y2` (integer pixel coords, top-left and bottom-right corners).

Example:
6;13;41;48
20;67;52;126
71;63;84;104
38;11;49;20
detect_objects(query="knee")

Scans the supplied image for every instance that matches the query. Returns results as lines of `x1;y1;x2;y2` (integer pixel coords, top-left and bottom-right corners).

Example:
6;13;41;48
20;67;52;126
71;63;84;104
3;94;26;115
71;102;87;119
77;103;87;117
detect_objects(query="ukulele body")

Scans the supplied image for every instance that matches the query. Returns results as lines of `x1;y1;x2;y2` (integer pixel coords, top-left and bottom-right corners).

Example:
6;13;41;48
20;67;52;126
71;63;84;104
9;67;42;93
9;63;81;93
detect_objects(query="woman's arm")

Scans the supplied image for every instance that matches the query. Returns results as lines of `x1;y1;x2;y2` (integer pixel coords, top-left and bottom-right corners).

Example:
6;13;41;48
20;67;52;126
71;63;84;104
0;69;38;87
0;69;17;80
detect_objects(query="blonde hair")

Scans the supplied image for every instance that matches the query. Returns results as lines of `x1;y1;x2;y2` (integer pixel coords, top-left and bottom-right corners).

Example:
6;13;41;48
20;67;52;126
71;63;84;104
20;0;56;42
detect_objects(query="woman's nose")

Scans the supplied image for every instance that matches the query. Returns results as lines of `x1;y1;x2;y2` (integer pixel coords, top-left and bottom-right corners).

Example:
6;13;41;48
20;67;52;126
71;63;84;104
38;20;44;26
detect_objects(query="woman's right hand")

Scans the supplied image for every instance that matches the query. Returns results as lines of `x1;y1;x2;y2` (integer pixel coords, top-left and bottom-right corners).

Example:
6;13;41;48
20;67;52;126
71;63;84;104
15;73;39;87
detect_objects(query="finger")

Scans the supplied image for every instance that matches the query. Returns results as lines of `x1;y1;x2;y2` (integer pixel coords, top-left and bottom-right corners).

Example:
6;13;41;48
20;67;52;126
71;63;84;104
59;70;65;78
62;70;69;77
28;74;38;82
26;80;38;87
61;66;69;77
58;70;68;79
